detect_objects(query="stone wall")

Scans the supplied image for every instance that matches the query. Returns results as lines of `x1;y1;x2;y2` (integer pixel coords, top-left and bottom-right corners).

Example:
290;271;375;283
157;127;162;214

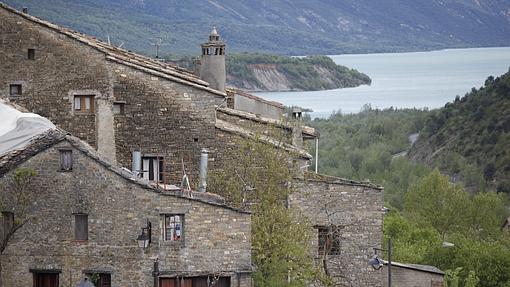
382;265;444;287
0;140;251;287
0;6;224;182
291;178;384;287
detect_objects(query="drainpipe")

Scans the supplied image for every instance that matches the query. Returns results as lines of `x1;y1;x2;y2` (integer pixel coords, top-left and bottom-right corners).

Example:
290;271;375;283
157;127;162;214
315;138;319;174
132;150;142;177
199;149;209;192
153;259;159;287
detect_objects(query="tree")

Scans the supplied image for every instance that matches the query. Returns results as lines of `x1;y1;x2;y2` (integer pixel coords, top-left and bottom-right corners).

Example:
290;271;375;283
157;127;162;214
404;169;470;239
209;133;328;286
0;168;38;287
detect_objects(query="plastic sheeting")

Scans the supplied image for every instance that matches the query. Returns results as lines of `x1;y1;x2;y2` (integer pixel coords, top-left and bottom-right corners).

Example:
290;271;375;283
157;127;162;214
0;100;55;156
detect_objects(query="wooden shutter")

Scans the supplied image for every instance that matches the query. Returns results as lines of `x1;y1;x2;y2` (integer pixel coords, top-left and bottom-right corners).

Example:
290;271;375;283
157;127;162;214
60;150;73;171
159;278;177;287
34;273;59;287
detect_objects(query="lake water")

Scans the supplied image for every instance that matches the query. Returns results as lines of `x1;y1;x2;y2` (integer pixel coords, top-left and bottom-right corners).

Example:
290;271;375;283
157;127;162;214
255;47;510;118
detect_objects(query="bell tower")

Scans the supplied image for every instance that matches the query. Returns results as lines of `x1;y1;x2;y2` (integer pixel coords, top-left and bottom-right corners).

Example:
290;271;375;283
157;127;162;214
199;27;226;92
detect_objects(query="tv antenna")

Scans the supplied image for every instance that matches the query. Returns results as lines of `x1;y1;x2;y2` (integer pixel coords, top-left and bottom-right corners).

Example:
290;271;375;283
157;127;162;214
151;38;168;59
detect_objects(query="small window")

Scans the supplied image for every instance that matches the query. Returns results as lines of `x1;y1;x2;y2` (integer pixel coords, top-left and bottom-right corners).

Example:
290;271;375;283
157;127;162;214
9;84;22;97
113;102;125;115
318;226;341;255
59;150;73;171
86;273;111;287
28;49;35;60
141;156;164;183
2;211;14;240
163;214;183;241
33;273;59;287
74;95;95;113
74;214;88;241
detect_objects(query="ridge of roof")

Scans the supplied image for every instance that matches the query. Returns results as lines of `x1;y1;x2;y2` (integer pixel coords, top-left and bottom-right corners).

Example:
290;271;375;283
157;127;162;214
301;172;384;190
383;261;445;275
226;88;285;109
215;119;313;160
0;129;249;214
0;3;226;97
217;107;319;139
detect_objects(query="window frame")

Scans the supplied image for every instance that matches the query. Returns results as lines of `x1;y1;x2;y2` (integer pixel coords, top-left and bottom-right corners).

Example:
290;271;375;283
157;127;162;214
59;149;73;171
317;225;341;256
162;214;184;243
85;272;111;287
113;101;126;115
73;95;95;114
31;270;60;287
9;84;22;97
74;213;89;241
28;48;35;60
141;156;164;183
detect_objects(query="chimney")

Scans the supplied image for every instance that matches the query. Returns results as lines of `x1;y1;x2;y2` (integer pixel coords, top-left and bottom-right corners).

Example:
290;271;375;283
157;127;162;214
291;108;303;148
132;150;142;177
199;149;209;192
22;7;28;14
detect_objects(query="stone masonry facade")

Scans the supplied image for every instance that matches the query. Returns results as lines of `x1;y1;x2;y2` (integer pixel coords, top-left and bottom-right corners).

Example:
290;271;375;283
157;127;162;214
0;134;252;287
291;176;384;287
0;3;383;286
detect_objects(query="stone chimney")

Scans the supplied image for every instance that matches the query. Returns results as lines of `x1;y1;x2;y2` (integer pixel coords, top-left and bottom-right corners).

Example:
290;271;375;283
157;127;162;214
199;27;226;92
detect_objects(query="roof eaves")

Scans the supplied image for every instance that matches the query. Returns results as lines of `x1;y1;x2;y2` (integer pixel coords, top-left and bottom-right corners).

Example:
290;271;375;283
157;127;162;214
215;119;312;160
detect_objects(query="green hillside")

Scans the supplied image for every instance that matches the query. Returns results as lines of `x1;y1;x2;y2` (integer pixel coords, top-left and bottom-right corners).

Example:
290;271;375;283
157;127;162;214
3;0;510;55
409;69;510;193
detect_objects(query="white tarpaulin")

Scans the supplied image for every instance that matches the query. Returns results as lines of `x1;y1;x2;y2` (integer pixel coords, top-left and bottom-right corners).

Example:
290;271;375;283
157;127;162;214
0;100;55;156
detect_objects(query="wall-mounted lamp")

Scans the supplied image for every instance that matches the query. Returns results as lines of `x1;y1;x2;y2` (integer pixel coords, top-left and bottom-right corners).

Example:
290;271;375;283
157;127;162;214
137;219;152;249
368;237;392;287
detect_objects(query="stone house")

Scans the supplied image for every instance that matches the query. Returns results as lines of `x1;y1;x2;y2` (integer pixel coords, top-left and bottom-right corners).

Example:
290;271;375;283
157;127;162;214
0;3;383;286
0;108;252;286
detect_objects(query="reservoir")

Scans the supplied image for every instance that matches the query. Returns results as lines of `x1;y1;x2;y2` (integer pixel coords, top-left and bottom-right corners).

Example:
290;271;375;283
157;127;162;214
255;47;510;118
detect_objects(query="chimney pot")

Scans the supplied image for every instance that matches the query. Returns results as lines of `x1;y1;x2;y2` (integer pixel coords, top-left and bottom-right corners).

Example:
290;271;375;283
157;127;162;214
22;7;28;14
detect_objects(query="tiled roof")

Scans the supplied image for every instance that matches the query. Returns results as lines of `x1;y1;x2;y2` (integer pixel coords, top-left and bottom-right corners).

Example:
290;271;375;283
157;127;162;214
0;3;226;97
215;119;313;160
217;107;319;139
226;88;285;109
302;172;384;190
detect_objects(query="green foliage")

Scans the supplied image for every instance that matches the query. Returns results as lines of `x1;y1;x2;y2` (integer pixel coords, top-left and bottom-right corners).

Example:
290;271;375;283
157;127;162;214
225;53;371;91
308;106;430;209
415;69;510;192
208;134;328;286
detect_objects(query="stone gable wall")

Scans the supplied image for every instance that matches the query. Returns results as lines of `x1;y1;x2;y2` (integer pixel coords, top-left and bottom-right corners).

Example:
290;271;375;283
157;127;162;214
291;179;383;287
0;141;251;287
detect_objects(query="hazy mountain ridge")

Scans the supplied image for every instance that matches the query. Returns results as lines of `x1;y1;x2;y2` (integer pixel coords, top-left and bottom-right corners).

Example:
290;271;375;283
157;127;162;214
3;0;510;55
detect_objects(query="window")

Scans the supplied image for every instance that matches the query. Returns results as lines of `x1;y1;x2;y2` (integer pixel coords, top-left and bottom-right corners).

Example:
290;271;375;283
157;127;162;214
1;211;14;241
59;150;72;171
9;84;22;97
160;276;230;287
163;214;183;241
86;273;111;287
74;214;88;241
28;48;35;60
33;273;59;287
74;95;94;113
141;156;164;183
113;102;125;115
317;226;341;255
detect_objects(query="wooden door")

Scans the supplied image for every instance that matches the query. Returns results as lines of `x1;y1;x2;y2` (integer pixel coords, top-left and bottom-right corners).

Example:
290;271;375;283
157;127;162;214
33;273;59;287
